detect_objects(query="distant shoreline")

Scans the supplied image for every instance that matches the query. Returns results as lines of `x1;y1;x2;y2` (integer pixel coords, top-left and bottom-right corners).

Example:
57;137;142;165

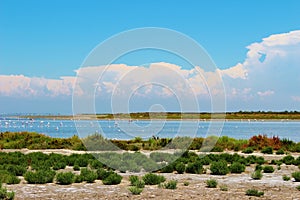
8;111;300;121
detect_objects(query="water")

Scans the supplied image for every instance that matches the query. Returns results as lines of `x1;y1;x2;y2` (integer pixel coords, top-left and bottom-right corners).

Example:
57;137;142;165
0;118;300;142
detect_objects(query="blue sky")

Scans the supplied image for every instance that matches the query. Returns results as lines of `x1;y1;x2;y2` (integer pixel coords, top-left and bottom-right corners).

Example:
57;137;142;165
1;1;300;114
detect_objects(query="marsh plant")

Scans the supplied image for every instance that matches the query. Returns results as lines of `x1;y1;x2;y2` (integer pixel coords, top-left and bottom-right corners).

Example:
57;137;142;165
282;175;291;181
245;189;264;197
142;173;166;185
206;179;218;188
292;171;300;182
0;182;15;200
251;170;263;180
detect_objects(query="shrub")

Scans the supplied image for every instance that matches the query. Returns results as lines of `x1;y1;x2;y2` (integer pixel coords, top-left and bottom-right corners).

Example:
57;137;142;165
282;155;295;165
251;170;263;180
175;162;185;174
80;168;97;183
263;165;275;173
160;164;174;173
142;173;165;185
74;157;89;167
210;160;229;175
261;146;273;154
242;147;253;154
128;186;143;195
282;175;291;181
129;175;139;185
162;180;177;189
96;169;114;180
102;173;122;185
185;161;203;174
276;149;285;155
73;165;80;171
56;172;75;185
6;175;20;185
89;160;103;169
183;181;189;186
129;175;145;188
52;161;66;170
297;185;300;191
74;175;84;183
245;189;264;197
220;184;228;191
292;171;300;182
230;162;246;174
206;179;217;188
255;164;263;171
24;170;56;184
0;182;15;200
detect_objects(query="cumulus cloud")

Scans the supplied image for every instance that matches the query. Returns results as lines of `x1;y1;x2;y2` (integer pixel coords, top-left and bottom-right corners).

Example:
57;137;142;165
1;30;300;111
225;30;300;109
0;75;76;97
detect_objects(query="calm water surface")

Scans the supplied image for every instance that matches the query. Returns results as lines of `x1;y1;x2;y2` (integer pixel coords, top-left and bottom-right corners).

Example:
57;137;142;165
1;118;300;142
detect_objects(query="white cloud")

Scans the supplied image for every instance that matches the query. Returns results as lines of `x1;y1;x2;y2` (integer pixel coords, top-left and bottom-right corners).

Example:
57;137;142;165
0;75;76;97
225;30;300;109
257;90;274;97
1;30;300;111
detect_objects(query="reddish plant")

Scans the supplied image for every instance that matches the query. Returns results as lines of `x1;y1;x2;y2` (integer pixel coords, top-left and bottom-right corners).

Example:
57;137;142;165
248;135;282;150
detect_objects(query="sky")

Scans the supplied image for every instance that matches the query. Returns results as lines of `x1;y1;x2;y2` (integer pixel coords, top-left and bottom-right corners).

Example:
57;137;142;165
1;0;300;114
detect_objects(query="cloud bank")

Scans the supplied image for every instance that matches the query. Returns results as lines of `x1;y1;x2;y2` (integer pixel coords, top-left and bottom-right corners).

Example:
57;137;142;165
1;30;300;112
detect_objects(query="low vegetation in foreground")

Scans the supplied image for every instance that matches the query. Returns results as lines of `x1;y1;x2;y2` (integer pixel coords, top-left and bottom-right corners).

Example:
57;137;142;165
0;148;299;199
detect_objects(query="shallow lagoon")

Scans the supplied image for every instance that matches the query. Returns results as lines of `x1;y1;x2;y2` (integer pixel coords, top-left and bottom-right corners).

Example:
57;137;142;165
1;119;300;142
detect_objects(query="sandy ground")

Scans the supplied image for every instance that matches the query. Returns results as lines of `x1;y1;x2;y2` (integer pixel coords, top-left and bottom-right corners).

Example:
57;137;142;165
2;149;300;200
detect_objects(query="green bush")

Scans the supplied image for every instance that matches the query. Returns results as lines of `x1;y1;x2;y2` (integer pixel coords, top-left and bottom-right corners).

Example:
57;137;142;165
0;182;15;200
282;155;295;165
129;175;145;188
255;164;263;171
263;166;275;173
6;175;20;185
242;147;253;154
74;175;84;183
52;161;67;170
142;173;165;185
89;160;103;169
24;170;56;184
292;171;300;182
162;180;177;189
175;162;185;174
185;161;203;174
96;169;114;180
102;173;122;185
128;186;143;195
56;172;75;185
261;146;273;154
80;168;97;183
129;175;139;185
282;175;290;181
230;162;246;174
297;185;300;191
276;149;285;155
210;160;229;175
206;179;218;188
251;170;263;180
160;164;174;173
245;189;264;197
73;165;80;171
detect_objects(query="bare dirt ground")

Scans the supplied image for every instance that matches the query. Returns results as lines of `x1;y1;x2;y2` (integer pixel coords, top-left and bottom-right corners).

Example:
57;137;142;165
3;149;300;200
